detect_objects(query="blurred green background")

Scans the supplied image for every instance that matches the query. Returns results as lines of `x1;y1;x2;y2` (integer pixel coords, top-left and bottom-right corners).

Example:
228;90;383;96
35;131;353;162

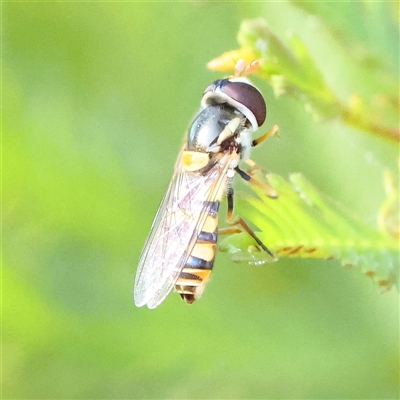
4;2;399;399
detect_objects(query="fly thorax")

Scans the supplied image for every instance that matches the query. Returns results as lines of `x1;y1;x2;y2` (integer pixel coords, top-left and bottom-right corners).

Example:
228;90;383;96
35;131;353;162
182;104;246;173
187;104;246;151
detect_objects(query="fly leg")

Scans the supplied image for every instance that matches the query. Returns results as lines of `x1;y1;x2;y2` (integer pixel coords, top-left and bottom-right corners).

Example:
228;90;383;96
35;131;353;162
219;185;274;258
252;124;279;147
234;166;277;199
241;124;280;198
218;125;279;256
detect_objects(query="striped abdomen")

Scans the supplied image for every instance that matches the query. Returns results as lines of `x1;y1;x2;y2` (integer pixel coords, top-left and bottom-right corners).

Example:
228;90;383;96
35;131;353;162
174;200;219;304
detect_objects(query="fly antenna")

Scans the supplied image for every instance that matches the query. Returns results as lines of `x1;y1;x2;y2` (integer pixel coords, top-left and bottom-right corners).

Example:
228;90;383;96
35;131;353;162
234;59;260;77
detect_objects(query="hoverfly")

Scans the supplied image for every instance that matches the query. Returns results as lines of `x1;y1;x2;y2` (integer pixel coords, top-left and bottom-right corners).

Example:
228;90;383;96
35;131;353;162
134;61;278;309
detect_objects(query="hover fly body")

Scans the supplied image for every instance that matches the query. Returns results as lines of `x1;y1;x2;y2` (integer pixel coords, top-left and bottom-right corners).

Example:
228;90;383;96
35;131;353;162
134;64;277;309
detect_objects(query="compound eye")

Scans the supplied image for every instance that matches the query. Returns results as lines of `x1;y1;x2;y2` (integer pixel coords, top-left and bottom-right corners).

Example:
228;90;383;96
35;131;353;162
203;82;215;95
203;80;222;98
222;81;266;127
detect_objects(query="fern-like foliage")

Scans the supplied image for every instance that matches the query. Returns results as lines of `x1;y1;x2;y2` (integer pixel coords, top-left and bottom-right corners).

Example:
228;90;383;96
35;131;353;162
219;170;399;290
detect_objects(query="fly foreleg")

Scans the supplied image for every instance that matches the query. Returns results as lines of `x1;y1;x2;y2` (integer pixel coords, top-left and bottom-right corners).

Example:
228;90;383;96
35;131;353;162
252;124;279;147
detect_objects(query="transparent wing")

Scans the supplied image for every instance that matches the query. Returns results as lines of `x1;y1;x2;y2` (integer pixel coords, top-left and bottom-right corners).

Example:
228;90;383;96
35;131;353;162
134;147;232;309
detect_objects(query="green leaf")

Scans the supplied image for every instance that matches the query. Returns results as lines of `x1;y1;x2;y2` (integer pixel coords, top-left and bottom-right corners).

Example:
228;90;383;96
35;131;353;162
220;170;399;291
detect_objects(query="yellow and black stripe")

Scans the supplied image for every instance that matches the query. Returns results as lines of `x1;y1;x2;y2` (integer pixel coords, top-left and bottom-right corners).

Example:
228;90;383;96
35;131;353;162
174;200;220;304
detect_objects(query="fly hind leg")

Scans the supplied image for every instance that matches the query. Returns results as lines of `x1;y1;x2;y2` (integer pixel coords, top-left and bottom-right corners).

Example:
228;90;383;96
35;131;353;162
219;186;274;258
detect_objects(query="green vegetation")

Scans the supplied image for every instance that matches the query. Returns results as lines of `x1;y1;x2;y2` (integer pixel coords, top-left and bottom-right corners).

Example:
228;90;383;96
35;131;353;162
4;2;399;399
